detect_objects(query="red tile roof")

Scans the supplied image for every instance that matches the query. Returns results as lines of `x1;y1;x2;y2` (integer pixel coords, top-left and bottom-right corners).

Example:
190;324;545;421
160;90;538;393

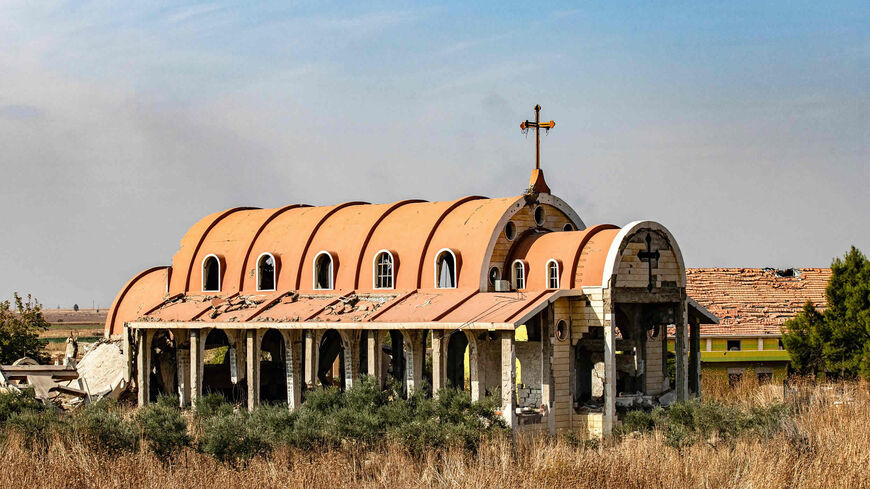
686;268;830;336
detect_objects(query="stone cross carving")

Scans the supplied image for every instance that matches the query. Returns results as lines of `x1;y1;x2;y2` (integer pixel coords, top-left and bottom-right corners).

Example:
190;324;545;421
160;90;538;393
637;233;660;292
520;104;555;171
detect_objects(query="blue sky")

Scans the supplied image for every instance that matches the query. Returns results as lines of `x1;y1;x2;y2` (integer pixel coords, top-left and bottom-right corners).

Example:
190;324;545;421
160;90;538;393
0;1;867;308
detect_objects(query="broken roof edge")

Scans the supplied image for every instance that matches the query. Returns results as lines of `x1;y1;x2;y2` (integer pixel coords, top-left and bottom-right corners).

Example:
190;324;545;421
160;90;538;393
126;320;516;331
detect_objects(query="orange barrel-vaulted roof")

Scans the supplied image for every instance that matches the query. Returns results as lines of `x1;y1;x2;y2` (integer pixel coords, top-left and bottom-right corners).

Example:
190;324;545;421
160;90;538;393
104;266;170;336
170;195;577;295
505;224;620;289
106;195;585;336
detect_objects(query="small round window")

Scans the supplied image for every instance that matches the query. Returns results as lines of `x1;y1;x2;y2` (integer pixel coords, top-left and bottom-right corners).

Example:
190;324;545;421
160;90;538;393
534;206;545;226
563;223;574;232
504;221;516;241
488;266;500;286
555;320;568;342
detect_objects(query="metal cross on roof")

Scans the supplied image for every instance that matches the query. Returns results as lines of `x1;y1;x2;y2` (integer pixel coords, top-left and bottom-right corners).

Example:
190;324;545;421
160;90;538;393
520;104;555;171
638;233;661;292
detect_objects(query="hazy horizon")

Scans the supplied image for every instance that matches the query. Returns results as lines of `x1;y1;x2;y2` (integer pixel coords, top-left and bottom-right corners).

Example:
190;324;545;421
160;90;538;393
1;2;867;308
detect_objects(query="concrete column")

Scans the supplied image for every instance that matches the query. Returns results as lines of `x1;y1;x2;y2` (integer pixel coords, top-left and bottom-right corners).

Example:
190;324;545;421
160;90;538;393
173;329;191;407
466;331;481;402
246;329;260;411
190;329;202;406
603;313;617;435
284;330;303;410
500;330;516;430
403;330;424;395
366;330;384;387
229;330;244;385
689;318;701;398
136;329;152;407
303;330;319;388
675;300;689;401
340;330;360;390
431;330;446;396
541;309;555;436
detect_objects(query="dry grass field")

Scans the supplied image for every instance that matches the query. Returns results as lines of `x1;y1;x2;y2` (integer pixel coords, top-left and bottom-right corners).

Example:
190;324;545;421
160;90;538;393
1;377;868;489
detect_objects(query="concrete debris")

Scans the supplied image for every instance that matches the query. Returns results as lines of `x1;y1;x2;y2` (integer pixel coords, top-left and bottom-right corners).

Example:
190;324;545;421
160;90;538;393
657;390;677;407
69;338;128;401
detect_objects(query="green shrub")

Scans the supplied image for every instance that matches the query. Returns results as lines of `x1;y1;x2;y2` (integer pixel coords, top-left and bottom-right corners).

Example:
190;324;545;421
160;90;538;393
198;412;271;463
0;389;44;423
249;403;298;445
615;409;656;436
135;395;190;458
616;399;792;448
7;408;63;445
193;393;234;419
72;400;138;453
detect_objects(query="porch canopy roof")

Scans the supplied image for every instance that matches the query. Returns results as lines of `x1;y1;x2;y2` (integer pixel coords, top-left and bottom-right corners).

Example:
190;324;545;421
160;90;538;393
127;288;579;331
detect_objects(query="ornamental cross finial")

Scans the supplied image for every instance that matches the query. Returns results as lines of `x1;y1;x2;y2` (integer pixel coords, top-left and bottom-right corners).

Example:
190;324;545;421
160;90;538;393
520;104;555;171
637;233;661;292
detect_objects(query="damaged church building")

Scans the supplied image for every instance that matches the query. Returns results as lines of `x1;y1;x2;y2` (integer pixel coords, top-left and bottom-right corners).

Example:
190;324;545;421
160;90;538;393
105;108;717;438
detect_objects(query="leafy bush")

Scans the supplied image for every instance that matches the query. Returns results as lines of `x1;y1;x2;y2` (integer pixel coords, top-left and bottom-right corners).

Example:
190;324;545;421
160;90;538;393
615;399;791;448
135;395;190;458
6;408;63;445
193;392;234;419
198;412;271;463
0;389;45;423
72;400;138;453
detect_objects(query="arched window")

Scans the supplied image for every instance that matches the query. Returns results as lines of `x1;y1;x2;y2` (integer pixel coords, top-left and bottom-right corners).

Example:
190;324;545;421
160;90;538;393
547;259;560;289
435;249;456;288
313;252;334;290
202;254;221;292
257;253;276;291
373;251;394;289
512;260;525;290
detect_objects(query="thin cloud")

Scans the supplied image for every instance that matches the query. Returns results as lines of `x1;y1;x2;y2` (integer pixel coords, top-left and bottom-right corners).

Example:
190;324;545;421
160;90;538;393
0;104;44;120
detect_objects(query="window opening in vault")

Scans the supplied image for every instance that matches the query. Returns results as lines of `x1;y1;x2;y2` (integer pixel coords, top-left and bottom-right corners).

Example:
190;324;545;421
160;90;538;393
203;255;220;292
436;250;456;288
513;260;525;290
314;252;333;290
374;251;394;289
547;259;560;288
257;253;276;291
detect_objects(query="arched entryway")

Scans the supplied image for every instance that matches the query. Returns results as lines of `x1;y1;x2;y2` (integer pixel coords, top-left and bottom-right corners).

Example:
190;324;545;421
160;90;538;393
384;330;406;391
202;329;237;401
446;331;468;390
317;329;344;389
260;329;287;404
149;329;176;402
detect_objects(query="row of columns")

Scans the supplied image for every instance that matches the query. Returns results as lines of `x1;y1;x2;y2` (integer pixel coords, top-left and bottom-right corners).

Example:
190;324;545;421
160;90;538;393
133;326;527;431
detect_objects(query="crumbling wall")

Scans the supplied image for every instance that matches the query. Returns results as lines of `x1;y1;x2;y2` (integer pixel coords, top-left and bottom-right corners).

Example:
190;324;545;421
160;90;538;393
516;341;541;408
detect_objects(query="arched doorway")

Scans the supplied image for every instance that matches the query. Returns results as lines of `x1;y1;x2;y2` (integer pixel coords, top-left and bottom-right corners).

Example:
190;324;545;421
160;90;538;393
446;331;468;390
202;329;236;401
149;329;176;402
260;329;287;404
384;330;406;392
317;329;344;389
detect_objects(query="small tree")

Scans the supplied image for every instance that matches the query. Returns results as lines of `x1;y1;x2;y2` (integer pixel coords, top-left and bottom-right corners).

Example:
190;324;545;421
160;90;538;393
782;246;870;378
0;294;50;364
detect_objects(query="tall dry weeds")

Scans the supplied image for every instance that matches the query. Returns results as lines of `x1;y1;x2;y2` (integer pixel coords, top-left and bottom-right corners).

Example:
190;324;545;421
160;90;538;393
2;380;869;488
